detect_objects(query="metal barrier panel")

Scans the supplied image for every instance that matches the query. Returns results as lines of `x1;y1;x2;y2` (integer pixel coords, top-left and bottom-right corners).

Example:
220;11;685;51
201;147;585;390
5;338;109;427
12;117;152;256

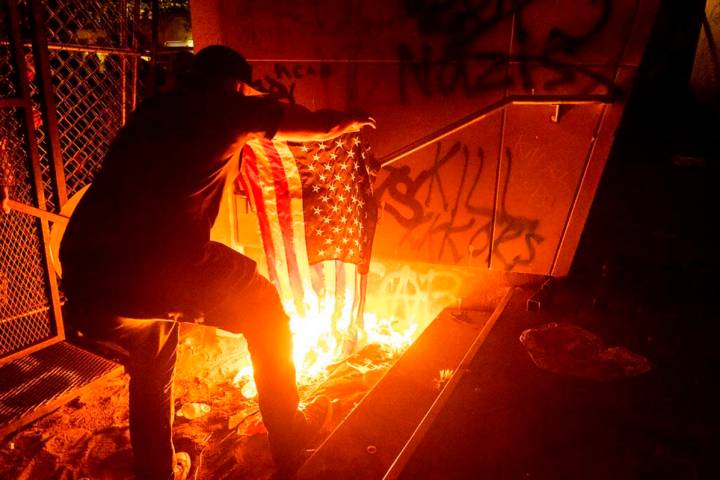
1;1;56;360
0;106;54;356
1;0;142;361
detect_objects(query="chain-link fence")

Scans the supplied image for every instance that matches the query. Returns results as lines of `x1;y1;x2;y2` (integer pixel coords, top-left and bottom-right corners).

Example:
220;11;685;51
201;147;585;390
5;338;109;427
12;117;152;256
0;212;53;356
41;0;143;209
0;107;35;206
49;49;127;199
1;0;144;360
0;103;54;356
0;46;18;98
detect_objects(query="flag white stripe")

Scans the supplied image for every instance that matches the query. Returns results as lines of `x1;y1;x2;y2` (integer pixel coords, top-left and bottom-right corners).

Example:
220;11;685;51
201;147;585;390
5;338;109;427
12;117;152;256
247;139;294;305
273;140;313;310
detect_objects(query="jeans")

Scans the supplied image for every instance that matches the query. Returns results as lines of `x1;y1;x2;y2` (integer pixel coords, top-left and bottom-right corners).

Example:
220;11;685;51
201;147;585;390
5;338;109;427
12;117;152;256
63;243;300;479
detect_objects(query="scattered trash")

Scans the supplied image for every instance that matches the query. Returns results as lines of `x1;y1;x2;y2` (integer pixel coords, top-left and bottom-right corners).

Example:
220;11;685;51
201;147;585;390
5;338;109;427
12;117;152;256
672;154;706;168
526;277;554;311
433;368;454;390
177;402;211;420
520;323;652;381
3;327;403;479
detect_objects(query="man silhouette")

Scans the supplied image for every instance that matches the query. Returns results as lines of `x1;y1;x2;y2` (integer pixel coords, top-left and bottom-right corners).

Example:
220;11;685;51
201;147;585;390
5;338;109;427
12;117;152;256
60;45;374;479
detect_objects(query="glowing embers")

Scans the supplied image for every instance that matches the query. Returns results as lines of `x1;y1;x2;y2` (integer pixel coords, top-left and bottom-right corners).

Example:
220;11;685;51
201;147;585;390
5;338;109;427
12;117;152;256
227;261;453;397
230;286;425;399
175;259;471;423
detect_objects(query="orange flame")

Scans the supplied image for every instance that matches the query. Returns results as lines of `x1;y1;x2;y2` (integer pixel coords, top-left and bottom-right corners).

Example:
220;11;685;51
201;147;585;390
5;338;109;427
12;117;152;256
232;261;461;398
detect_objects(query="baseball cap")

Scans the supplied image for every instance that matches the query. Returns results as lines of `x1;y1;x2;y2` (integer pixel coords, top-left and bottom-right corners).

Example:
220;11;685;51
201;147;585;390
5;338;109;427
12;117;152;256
192;45;252;85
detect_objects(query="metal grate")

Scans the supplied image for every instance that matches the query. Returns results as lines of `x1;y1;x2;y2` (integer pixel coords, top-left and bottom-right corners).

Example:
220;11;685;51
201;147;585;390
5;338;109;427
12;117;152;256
0;211;54;357
49;49;124;196
0;341;122;436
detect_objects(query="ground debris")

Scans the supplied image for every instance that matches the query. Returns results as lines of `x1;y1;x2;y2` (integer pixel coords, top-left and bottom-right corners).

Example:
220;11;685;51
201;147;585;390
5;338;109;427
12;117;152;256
1;325;406;479
520;322;652;380
177;402;211;420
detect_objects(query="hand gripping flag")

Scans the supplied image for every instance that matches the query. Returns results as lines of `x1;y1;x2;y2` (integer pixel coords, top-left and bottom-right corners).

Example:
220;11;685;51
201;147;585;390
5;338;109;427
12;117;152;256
237;132;377;358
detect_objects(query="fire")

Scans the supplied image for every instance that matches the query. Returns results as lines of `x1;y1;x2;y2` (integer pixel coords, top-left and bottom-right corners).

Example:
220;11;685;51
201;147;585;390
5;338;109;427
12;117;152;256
231;261;457;398
232;289;422;398
286;290;419;383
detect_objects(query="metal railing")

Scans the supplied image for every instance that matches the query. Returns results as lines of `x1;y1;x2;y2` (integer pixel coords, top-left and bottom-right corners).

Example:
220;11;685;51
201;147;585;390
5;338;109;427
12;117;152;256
379;94;616;168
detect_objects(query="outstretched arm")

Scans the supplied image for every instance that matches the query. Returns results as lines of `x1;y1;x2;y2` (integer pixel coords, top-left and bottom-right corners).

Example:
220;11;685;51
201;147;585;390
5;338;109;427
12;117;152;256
274;104;375;142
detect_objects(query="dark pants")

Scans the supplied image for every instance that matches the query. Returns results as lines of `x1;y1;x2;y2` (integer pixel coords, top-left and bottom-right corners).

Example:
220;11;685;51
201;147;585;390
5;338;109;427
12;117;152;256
64;243;300;479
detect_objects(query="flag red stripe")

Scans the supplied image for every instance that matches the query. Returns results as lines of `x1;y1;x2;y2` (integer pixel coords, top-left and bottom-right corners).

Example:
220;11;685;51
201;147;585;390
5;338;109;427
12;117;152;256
310;262;325;299
261;141;306;308
241;147;281;288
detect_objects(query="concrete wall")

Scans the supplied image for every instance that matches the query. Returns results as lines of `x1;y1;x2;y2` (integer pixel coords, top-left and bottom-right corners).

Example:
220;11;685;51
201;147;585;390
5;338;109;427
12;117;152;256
195;0;659;277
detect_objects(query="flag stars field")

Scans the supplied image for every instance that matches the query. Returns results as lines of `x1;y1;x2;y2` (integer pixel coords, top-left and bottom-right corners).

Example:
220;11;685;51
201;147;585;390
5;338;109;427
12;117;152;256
243;133;374;269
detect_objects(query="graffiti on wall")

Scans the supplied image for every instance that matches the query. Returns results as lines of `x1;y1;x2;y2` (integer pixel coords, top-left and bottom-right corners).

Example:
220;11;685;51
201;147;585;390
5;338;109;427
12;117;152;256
249;0;623;104
365;260;466;333
398;0;621;102
252;62;333;104
375;142;543;269
225;0;634;270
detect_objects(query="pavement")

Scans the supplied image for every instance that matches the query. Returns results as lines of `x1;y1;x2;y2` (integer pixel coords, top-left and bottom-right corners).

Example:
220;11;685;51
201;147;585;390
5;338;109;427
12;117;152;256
401;276;718;479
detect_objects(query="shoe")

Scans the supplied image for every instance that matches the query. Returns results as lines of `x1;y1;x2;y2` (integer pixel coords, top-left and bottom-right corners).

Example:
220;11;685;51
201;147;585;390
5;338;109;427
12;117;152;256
173;451;191;480
298;395;333;447
271;395;333;477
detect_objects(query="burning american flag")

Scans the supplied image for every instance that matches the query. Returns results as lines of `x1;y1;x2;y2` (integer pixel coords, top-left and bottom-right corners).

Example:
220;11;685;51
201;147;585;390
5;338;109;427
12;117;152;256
237;132;378;372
